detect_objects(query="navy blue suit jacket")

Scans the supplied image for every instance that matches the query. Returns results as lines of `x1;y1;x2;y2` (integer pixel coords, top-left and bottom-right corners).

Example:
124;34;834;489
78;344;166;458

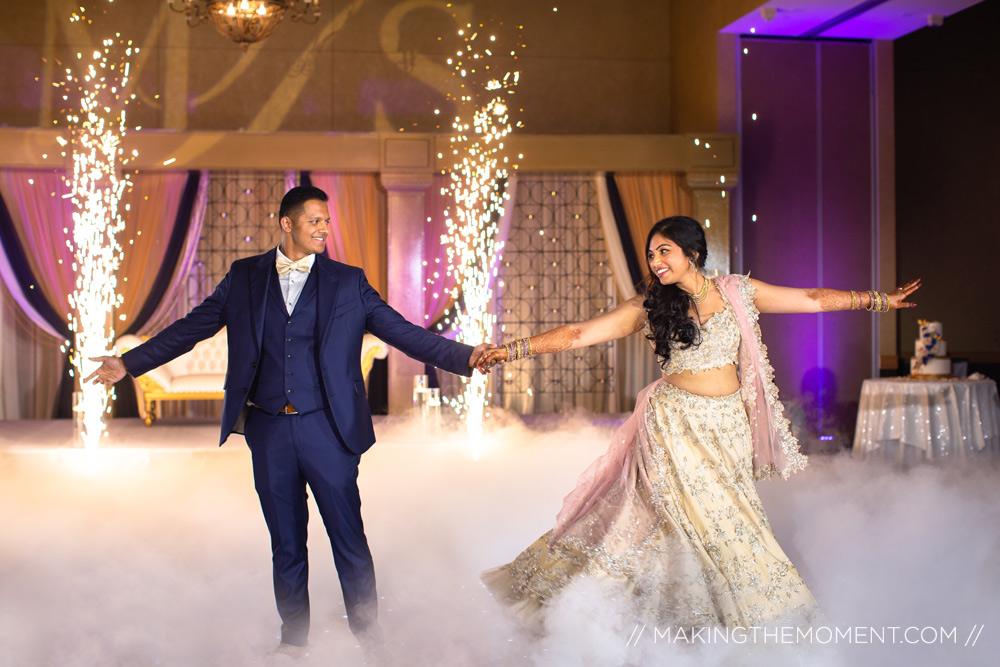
122;249;474;453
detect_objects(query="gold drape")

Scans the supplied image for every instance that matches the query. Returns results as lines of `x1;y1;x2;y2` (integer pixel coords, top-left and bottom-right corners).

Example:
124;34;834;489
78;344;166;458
614;172;693;267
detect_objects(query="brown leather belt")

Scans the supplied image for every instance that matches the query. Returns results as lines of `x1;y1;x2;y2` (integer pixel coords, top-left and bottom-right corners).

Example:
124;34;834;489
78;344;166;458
248;401;299;415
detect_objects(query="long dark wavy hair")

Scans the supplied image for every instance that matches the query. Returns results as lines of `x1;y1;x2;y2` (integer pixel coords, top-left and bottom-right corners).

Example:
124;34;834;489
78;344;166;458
642;216;708;368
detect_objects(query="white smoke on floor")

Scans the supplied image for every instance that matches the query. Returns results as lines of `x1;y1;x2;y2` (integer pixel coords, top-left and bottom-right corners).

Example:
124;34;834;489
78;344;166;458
1;415;998;666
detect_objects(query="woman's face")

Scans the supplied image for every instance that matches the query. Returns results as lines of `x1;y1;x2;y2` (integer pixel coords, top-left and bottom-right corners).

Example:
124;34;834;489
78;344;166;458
646;232;695;285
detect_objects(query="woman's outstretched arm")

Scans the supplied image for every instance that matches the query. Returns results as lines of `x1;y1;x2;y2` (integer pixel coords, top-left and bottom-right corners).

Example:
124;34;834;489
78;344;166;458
475;294;646;371
750;277;921;314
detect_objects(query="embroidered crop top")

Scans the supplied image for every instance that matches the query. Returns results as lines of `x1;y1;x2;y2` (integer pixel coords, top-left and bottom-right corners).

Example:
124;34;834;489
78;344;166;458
645;288;741;375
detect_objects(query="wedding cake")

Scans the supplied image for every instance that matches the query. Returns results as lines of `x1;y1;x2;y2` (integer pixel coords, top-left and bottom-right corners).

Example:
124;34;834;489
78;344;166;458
910;320;951;376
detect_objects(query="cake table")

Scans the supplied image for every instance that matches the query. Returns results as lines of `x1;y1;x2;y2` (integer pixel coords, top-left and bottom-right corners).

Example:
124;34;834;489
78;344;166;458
852;377;1000;464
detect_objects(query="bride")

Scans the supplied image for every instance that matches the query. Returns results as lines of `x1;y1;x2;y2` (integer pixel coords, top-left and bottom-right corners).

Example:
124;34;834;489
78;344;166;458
475;216;919;628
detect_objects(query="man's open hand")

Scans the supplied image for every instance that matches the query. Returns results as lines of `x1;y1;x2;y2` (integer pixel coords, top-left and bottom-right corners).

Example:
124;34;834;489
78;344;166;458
83;356;127;387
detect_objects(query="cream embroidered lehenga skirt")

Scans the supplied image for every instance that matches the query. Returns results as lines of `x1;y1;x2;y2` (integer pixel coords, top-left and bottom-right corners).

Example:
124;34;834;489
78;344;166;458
482;381;818;628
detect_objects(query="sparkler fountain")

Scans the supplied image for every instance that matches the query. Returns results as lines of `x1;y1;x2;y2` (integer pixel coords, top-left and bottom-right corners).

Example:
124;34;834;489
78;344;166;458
58;8;138;448
439;22;521;440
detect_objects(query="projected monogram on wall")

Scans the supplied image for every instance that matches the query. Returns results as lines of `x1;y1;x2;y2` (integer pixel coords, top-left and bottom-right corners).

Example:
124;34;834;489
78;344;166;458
34;0;475;133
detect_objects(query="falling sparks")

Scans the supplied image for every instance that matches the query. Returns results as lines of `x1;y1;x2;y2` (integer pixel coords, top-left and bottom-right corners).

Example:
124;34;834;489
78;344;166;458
438;20;521;440
58;6;138;448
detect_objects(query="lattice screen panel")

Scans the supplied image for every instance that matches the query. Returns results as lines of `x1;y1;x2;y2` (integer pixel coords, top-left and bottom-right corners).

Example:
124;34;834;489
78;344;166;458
438;173;617;414
187;172;288;307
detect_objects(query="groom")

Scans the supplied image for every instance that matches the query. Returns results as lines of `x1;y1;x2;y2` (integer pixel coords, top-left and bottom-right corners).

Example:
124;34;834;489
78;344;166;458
86;186;484;657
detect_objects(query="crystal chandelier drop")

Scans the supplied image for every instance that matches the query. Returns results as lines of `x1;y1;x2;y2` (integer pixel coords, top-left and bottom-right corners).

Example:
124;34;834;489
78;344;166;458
168;1;320;51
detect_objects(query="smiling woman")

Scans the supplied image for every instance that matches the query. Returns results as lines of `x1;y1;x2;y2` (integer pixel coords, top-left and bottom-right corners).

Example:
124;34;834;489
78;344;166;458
476;215;921;632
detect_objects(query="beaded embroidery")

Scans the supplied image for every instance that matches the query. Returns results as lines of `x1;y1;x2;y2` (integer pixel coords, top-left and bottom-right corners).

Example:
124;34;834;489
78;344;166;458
659;296;740;375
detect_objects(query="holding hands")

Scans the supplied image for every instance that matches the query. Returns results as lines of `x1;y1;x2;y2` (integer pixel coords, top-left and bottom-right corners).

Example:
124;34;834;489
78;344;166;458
474;345;508;374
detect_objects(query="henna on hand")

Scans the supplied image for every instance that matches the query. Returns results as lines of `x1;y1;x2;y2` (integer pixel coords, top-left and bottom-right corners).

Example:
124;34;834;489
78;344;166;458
805;278;921;312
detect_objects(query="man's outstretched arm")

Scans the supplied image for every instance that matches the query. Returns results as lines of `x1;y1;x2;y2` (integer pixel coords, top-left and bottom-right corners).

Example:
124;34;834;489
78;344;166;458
359;273;484;377
86;270;232;386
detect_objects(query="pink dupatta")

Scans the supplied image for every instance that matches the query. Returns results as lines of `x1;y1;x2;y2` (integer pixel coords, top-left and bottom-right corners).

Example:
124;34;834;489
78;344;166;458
715;274;807;481
551;274;807;545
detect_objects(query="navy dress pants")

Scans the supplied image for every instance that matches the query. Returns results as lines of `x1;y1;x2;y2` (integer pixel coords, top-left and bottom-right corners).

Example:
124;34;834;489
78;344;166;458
243;408;378;647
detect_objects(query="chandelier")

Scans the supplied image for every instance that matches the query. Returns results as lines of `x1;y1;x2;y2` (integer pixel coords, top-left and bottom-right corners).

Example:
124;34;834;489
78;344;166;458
168;1;321;51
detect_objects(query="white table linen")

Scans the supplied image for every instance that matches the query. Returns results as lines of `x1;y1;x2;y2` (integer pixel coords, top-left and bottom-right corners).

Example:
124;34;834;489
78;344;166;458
852;377;1000;464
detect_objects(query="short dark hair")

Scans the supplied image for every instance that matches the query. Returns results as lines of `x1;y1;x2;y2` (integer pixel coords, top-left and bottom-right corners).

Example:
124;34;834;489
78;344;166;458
279;186;329;222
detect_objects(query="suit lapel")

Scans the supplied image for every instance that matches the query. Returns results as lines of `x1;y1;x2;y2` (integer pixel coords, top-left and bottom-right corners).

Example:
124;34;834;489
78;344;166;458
295;268;319;311
249;250;275;353
316;256;342;348
267;266;289;315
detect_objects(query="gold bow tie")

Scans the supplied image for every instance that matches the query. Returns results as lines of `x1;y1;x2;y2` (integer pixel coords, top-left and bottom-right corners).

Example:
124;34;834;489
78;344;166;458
276;255;312;276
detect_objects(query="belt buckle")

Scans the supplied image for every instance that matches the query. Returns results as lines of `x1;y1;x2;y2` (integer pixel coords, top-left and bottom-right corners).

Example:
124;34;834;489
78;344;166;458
281;402;298;415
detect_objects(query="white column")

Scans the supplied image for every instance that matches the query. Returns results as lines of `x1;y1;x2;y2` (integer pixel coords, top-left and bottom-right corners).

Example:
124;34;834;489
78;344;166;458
379;171;433;414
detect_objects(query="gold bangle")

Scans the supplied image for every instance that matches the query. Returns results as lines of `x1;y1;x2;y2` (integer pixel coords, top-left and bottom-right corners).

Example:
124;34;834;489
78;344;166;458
881;291;890;313
849;290;856;311
506;337;533;362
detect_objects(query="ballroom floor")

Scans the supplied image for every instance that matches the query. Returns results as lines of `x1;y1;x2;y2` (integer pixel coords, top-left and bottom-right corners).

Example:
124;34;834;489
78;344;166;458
1;414;998;667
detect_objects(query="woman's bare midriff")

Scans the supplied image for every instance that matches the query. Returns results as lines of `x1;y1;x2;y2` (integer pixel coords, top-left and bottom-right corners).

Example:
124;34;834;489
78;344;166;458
663;364;740;397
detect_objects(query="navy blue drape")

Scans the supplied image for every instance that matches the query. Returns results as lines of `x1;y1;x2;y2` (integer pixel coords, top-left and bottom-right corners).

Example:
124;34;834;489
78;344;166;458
605;173;644;291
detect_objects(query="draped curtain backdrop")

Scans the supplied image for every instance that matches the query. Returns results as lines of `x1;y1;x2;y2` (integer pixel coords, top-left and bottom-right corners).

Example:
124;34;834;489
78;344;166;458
0;168;206;419
309;172;388;296
0;170;77;334
421;174;518;331
130;171;209;336
596;171;693;409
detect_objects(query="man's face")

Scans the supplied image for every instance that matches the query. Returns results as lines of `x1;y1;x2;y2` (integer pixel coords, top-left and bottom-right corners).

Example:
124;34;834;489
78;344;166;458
281;199;330;259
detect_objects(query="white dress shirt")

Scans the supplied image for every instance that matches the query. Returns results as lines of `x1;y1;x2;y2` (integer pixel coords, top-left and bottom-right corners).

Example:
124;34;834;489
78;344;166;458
275;246;315;315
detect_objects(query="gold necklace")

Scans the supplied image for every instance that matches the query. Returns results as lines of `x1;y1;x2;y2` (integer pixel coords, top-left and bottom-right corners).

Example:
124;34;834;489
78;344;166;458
690;276;711;304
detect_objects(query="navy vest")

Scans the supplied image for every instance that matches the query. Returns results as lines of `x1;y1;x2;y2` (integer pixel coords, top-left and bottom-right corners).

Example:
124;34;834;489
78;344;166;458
251;268;327;414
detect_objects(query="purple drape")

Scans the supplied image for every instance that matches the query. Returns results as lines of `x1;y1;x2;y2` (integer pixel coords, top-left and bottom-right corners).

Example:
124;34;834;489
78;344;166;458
0;170;75;340
0;190;69;340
